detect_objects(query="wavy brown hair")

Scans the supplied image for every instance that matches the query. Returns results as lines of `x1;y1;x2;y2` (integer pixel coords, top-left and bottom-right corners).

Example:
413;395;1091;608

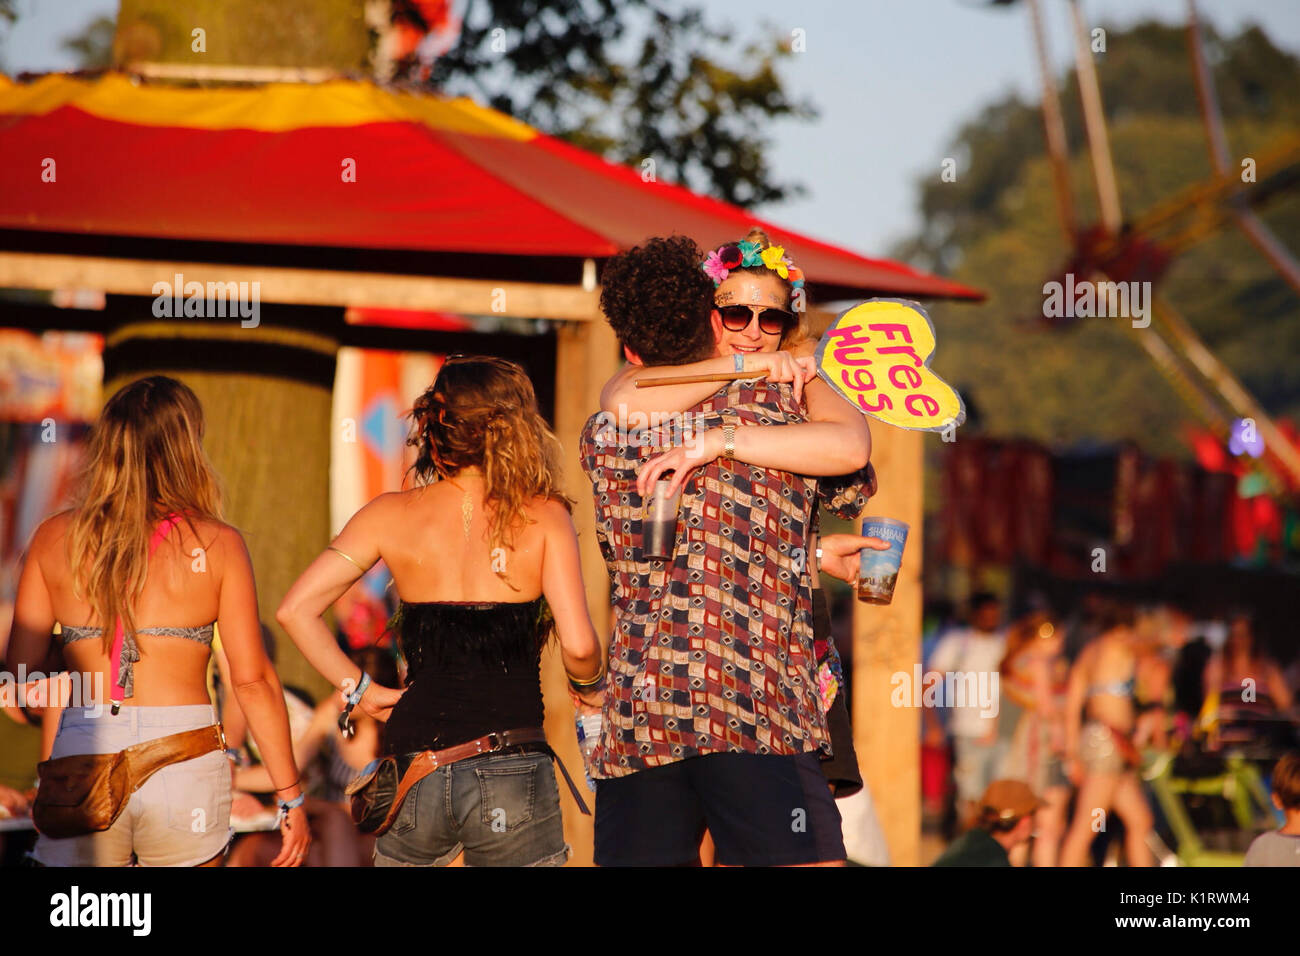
65;376;224;652
406;357;570;582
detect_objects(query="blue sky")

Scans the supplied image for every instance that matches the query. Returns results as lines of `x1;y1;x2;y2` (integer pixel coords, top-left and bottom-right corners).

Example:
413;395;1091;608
2;0;1297;259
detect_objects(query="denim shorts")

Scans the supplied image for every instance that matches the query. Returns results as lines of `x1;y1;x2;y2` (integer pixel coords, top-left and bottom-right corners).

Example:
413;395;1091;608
32;704;232;867
374;749;570;867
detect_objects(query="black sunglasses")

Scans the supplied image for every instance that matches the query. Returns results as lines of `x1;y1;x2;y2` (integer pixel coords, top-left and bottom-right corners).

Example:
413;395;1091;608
717;304;794;335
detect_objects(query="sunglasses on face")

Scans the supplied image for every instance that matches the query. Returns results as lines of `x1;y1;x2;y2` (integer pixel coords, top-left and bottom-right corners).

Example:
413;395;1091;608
716;304;794;335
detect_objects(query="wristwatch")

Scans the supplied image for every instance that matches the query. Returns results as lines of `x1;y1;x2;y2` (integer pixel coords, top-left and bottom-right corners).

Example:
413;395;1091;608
722;425;736;459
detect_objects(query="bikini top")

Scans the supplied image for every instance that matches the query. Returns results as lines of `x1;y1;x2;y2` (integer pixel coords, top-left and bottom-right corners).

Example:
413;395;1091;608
1086;676;1136;700
57;512;214;711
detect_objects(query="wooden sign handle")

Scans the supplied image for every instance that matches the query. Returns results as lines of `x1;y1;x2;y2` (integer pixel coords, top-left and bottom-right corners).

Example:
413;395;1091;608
634;371;744;388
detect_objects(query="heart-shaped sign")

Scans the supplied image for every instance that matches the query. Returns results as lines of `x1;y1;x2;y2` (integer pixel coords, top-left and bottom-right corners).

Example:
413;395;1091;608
814;298;965;432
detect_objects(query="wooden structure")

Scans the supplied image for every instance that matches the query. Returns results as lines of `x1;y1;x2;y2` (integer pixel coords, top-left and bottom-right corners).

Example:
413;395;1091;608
0;72;981;865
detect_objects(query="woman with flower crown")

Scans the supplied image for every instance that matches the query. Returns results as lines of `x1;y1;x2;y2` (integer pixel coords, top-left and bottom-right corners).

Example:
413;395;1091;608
581;229;883;866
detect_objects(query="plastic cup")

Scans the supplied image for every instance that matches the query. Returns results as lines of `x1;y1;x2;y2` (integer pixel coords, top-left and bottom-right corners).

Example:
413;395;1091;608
642;477;681;561
857;517;909;605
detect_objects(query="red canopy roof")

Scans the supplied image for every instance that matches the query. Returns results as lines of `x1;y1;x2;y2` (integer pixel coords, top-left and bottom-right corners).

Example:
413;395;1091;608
0;73;982;301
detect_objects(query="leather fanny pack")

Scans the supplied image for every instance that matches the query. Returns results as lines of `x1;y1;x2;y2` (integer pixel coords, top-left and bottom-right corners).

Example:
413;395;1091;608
1102;721;1143;768
33;724;225;839
347;727;590;835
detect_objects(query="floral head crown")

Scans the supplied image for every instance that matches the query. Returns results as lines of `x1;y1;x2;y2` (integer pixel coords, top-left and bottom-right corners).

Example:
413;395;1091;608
702;240;805;289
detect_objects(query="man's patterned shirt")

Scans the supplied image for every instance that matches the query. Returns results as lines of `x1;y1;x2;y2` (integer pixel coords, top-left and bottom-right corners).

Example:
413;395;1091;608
579;381;869;777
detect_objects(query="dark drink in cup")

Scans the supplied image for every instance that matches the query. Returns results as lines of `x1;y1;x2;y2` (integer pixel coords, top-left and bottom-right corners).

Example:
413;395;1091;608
857;517;909;605
642;477;681;561
644;516;676;560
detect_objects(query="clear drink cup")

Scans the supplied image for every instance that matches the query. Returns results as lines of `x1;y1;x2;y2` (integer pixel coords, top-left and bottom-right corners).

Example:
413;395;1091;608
642;477;681;561
857;517;909;605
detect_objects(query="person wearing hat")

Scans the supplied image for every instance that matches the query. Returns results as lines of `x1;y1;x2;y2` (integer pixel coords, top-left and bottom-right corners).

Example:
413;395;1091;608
931;780;1043;866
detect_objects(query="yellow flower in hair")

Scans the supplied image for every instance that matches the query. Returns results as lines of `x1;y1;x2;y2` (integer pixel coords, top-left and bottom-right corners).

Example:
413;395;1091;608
761;245;789;279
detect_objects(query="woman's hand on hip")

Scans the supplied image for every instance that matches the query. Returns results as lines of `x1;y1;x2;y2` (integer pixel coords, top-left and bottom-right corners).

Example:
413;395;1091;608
358;682;405;722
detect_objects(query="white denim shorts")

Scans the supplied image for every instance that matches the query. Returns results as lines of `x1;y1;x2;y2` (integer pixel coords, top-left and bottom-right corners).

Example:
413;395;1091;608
32;704;232;867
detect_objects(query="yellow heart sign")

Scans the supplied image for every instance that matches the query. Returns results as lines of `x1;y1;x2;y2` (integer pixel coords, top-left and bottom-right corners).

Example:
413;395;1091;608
814;299;965;432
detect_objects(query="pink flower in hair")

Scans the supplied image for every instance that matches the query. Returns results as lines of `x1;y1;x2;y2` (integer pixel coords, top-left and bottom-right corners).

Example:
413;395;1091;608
702;251;730;284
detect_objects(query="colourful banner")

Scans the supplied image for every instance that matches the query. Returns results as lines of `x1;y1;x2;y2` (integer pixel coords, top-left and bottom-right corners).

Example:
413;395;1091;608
0;330;103;423
814;299;965;432
329;346;443;647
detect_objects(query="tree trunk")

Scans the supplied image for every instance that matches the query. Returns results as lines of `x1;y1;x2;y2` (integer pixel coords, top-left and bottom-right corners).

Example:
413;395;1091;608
102;296;340;702
114;0;370;71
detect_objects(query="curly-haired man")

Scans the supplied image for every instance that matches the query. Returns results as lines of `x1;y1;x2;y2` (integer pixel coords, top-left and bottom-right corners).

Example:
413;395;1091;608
577;234;881;867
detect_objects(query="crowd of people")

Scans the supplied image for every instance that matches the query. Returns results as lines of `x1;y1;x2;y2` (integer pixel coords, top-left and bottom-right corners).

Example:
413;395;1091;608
923;592;1300;866
1;225;1296;868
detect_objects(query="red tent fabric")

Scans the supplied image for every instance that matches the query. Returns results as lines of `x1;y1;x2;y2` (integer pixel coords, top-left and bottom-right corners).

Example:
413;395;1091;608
0;74;982;302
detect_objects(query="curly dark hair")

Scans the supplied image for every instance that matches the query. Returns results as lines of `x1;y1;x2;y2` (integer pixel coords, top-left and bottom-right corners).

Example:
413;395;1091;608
405;356;571;575
599;235;716;366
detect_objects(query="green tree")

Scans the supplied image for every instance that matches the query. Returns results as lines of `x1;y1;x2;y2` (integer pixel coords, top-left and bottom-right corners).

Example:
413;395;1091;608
113;0;370;72
0;0;15;72
895;21;1300;461
61;15;115;70
412;0;815;207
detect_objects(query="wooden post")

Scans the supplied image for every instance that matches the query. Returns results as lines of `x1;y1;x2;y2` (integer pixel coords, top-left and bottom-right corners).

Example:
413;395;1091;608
547;316;619;865
852;424;924;866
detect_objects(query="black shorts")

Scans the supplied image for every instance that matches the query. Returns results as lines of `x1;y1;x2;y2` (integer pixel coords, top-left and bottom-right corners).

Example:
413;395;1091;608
594;752;846;866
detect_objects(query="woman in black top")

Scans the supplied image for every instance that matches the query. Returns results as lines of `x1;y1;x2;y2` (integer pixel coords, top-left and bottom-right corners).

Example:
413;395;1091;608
278;356;603;866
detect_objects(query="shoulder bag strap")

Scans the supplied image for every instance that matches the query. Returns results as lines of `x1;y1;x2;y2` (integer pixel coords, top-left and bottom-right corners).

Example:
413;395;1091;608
122;724;225;792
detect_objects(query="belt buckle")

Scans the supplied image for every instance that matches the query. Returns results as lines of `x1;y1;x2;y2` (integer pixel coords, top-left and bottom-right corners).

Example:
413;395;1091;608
485;731;504;753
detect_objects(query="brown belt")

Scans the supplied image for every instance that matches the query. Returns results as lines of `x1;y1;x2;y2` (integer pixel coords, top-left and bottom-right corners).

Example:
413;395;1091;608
382;727;589;834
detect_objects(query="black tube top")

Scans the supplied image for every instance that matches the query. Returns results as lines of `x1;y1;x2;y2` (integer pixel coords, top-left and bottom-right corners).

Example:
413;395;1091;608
382;597;553;756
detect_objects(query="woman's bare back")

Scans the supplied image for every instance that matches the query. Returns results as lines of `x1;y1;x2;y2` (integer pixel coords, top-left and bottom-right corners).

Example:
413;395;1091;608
35;511;227;707
376;484;548;604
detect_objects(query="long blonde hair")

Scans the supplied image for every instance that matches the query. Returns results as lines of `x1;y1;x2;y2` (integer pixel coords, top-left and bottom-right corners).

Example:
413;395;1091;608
406;356;571;579
65;376;224;650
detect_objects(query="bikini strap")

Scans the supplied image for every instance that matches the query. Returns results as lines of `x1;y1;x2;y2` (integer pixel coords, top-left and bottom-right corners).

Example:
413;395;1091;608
110;512;186;712
147;512;184;556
